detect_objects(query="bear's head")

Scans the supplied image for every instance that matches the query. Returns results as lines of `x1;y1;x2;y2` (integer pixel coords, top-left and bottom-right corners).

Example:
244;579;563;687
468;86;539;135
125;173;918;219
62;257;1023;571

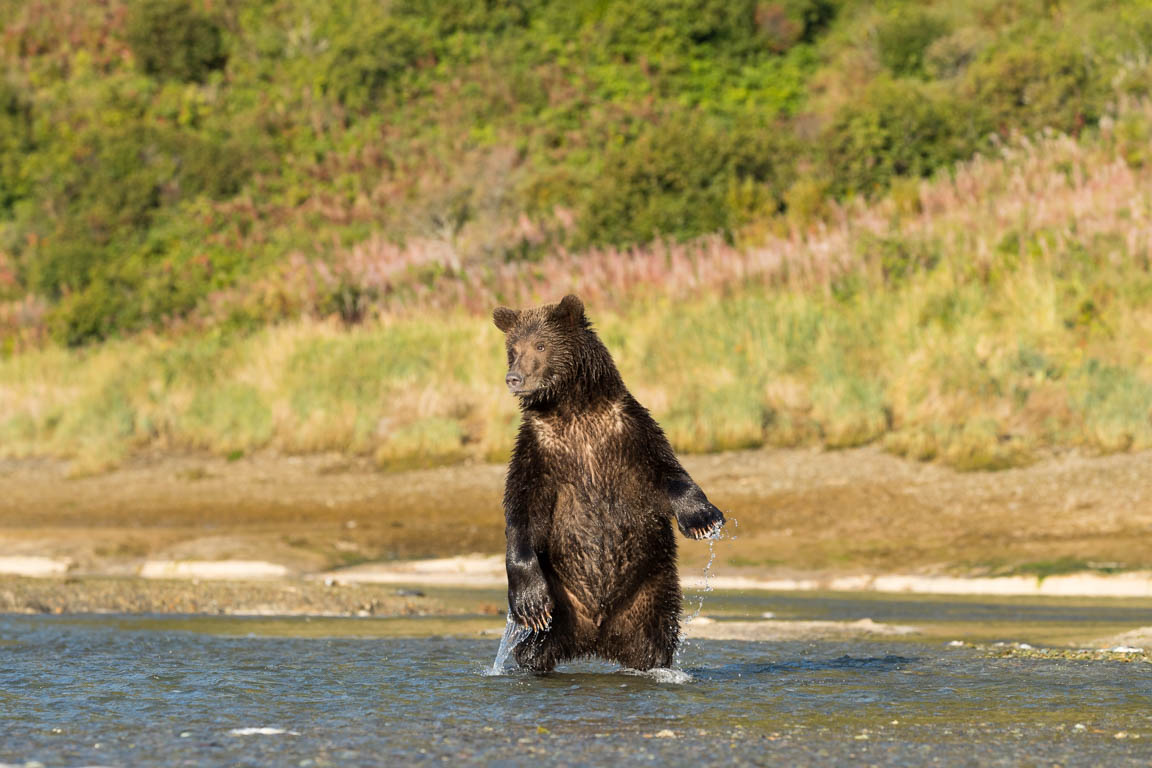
492;294;589;400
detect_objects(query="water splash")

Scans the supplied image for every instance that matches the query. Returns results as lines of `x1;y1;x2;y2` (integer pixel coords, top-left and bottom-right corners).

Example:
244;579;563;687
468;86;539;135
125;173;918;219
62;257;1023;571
684;535;718;625
685;517;737;624
621;667;692;684
676;516;737;667
228;727;301;736
486;617;531;676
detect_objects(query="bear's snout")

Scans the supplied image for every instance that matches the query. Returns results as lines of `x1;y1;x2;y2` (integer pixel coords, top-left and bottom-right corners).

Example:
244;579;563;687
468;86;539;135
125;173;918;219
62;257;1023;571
506;372;524;391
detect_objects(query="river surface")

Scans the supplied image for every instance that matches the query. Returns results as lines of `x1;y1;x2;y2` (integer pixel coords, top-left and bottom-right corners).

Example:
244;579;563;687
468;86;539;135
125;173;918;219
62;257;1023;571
3;592;1152;766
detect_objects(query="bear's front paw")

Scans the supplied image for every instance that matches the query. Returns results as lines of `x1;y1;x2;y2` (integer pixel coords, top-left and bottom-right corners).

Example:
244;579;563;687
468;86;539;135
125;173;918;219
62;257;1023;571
676;500;726;541
509;577;554;633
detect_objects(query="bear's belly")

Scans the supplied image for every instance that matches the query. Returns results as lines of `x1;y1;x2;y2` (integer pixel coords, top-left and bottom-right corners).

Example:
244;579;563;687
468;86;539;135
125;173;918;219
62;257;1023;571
546;483;672;621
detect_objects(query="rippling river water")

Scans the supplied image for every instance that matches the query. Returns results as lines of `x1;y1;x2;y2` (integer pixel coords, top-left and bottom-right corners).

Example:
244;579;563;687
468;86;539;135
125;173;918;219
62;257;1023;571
3;595;1152;766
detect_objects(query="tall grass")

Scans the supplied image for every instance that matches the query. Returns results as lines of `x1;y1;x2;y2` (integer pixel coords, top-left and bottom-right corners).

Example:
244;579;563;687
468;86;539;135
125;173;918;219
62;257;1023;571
2;114;1152;472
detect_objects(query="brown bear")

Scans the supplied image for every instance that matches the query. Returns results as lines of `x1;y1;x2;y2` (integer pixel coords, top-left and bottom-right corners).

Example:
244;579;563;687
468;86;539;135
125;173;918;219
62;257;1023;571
493;294;725;672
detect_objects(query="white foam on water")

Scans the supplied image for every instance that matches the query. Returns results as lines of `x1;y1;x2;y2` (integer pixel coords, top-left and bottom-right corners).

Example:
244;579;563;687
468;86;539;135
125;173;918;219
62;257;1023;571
228;727;300;736
621;667;693;684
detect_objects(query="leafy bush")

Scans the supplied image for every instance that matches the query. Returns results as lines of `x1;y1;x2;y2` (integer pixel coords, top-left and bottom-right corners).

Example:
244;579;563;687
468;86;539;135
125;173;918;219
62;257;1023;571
593;0;760;54
787;0;839;43
819;78;964;197
875;7;951;77
580;114;795;245
0;0;1148;347
24;125;249;299
923;27;991;79
126;0;228;82
963;34;1106;137
0;81;33;214
393;0;538;35
752;0;838;52
325;17;434;110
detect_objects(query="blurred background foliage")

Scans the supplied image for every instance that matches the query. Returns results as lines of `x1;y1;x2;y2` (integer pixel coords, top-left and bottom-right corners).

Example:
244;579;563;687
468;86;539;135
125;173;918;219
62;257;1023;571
1;0;1151;470
2;0;1150;344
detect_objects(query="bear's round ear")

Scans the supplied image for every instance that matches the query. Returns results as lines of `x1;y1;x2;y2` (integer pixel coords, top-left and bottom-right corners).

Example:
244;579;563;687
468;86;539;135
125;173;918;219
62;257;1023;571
493;306;519;333
554;294;585;327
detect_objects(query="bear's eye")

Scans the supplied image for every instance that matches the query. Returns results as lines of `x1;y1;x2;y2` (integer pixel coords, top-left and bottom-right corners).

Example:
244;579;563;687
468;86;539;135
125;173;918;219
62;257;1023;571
535;343;545;352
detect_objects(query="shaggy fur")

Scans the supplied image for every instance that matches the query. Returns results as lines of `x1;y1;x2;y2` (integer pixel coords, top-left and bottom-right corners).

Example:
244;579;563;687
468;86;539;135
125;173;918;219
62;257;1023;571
493;294;725;672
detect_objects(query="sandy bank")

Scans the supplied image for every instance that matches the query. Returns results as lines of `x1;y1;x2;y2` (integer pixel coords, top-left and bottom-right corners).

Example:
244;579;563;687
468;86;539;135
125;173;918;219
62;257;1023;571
0;556;72;578
1091;626;1152;651
4;447;1152;612
0;575;480;617
3;447;1152;581
7;550;1152;599
687;572;1152;598
319;555;507;587
683;616;919;641
317;555;1152;599
139;560;291;580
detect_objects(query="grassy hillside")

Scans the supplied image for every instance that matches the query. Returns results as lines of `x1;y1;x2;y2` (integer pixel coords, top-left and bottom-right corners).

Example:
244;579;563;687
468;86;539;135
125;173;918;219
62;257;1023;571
2;0;1152;346
3;115;1150;473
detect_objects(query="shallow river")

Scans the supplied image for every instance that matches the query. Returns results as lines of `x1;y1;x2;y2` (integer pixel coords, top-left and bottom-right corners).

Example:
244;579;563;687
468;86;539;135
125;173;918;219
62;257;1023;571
3;592;1152;766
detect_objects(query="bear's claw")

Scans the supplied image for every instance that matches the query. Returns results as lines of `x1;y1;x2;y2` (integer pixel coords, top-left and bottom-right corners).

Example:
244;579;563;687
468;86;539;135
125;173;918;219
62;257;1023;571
690;519;725;540
515;607;552;633
510;587;554;633
676;499;726;541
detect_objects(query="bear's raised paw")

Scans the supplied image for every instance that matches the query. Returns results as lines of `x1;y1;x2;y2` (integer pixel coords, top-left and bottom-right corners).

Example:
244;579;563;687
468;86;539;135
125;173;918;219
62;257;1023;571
676;500;726;540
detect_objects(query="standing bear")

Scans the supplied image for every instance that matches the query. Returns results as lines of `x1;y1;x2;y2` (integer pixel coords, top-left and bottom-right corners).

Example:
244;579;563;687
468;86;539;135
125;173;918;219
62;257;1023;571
493;294;725;672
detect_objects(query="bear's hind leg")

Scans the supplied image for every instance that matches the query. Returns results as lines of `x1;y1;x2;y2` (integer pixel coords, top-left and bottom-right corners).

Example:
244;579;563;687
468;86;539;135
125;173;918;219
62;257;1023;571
598;569;681;671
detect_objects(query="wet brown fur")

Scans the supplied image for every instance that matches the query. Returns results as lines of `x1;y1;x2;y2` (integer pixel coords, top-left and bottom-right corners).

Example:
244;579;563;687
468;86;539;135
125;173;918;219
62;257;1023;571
494;295;725;672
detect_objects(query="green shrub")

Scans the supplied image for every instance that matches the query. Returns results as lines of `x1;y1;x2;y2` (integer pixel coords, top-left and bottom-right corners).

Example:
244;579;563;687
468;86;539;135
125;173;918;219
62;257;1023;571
1116;111;1152;169
963;34;1106;137
126;0;228;82
0;80;33;214
14;119;251;345
819;77;964;197
47;247;223;347
325;17;434;110
1;0;1146;350
580;114;795;245
593;0;759;54
47;277;127;347
788;0;839;43
393;0;538;35
24;125;250;300
923;27;991;79
875;7;951;77
754;0;839;52
26;129;165;297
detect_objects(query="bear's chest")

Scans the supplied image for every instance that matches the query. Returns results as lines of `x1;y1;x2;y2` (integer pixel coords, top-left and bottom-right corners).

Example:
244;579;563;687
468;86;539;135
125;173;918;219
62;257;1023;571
529;404;629;489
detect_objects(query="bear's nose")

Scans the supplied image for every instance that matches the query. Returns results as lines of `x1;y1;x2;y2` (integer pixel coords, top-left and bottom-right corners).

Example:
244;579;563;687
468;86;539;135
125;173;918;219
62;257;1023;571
506;373;523;390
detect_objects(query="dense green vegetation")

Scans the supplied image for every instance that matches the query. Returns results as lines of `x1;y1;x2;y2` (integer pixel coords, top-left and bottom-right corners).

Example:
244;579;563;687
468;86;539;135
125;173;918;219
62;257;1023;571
1;0;1151;473
2;0;1152;346
3;121;1151;472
